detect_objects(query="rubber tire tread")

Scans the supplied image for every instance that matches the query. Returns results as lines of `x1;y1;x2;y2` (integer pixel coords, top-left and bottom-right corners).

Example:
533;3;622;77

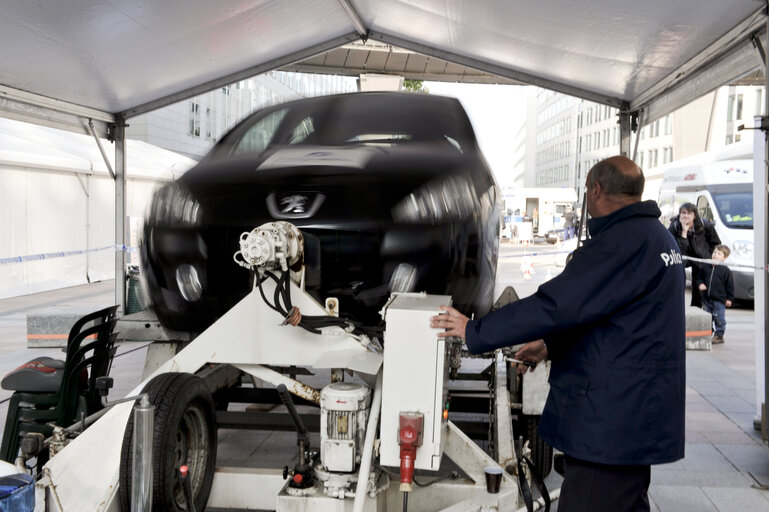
118;372;217;512
524;414;553;479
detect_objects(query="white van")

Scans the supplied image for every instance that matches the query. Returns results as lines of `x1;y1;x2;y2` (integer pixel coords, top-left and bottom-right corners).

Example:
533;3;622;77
657;143;754;300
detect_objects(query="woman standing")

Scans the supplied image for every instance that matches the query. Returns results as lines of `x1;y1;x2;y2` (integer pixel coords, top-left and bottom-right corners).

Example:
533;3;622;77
668;203;721;307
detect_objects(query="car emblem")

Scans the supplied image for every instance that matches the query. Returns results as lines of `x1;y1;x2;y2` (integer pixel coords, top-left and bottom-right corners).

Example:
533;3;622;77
267;192;325;219
280;195;308;214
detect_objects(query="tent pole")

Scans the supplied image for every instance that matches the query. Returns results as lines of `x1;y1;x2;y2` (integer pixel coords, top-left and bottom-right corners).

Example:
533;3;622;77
762;7;769;440
618;109;631;157
114;120;127;316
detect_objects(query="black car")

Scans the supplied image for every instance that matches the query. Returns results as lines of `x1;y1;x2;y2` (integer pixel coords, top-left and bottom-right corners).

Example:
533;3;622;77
140;92;501;332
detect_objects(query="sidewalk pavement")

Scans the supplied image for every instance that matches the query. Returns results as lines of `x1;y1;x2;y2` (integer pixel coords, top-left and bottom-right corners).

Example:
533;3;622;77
0;243;768;511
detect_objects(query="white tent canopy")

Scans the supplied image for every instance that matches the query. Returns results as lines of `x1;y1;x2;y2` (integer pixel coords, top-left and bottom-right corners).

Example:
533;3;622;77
0;0;765;137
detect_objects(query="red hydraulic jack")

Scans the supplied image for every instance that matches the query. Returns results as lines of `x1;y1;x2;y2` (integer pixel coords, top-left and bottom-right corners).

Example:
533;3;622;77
398;411;424;501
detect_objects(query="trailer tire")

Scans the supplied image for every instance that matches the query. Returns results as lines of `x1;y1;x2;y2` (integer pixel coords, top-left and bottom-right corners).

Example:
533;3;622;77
118;372;217;512
523;414;553;479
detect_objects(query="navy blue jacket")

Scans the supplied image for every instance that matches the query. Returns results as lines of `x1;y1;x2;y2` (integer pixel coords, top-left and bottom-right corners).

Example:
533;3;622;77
696;264;734;303
465;200;686;465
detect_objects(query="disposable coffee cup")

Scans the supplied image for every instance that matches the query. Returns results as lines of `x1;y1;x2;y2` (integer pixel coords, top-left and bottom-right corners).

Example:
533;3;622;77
484;466;503;494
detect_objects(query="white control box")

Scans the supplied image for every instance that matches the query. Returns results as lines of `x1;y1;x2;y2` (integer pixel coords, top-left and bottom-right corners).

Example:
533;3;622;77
380;293;451;471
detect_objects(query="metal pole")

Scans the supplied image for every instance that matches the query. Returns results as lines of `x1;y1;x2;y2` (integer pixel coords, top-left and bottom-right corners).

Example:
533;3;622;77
353;370;383;512
131;395;154;512
114;120;127;315
618;109;631;157
763;8;769;440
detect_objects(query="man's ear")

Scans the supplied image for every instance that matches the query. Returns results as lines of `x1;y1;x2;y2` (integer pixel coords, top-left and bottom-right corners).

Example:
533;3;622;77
589;181;601;198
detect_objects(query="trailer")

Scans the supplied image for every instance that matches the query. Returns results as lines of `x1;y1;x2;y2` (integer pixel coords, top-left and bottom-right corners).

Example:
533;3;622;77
18;222;557;511
501;187;578;237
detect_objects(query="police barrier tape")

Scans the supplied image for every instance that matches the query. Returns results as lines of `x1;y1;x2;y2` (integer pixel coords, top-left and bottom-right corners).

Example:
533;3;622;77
0;245;136;265
3;245;768;272
500;249;769;272
681;255;768;272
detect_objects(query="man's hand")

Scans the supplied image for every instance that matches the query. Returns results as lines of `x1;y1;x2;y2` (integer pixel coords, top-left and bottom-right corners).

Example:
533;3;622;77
514;339;548;374
430;306;468;340
698;284;707;291
726;300;733;307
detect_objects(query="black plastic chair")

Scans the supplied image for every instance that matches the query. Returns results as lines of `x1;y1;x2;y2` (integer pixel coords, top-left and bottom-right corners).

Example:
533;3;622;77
0;305;119;462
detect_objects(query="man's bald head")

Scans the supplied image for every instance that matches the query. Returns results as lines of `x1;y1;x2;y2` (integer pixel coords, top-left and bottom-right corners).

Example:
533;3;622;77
587;156;644;201
585;156;644;217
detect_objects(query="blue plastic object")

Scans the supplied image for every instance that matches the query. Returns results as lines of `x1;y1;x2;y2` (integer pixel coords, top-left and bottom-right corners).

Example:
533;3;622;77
0;473;34;511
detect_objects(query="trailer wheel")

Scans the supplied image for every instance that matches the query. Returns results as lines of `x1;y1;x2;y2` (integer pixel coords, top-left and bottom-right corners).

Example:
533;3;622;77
118;372;217;512
523;414;553;479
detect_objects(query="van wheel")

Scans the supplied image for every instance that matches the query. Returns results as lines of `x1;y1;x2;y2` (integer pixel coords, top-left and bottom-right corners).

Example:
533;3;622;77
119;372;217;511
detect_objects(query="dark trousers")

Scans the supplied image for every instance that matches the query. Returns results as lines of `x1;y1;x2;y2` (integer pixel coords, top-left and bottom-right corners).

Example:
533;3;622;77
559;456;651;512
690;266;703;307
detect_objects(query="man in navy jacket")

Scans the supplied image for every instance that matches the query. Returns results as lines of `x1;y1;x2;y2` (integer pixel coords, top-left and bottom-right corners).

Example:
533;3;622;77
432;156;685;512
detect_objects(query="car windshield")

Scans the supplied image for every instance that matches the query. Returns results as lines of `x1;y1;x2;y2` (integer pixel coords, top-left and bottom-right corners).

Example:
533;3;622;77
216;94;474;159
712;192;753;228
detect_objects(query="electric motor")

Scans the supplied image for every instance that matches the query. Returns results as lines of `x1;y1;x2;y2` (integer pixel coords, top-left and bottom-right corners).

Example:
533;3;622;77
319;382;371;473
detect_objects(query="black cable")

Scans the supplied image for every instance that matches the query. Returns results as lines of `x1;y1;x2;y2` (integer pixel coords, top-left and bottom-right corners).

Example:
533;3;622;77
254;267;383;340
413;471;460;487
256;271;285;316
403;491;408;512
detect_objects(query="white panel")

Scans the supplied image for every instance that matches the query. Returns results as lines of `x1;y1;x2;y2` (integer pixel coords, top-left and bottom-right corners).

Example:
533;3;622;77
87;175;117;282
380;293;451;471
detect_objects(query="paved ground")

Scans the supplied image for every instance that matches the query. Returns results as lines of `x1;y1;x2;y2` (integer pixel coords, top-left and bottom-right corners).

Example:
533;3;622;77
0;239;768;511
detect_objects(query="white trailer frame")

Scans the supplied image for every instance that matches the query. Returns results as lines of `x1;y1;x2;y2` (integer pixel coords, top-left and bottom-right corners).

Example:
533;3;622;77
33;276;533;512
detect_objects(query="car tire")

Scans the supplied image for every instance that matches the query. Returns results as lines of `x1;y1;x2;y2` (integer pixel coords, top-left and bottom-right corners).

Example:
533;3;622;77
523;414;553;479
119;372;217;512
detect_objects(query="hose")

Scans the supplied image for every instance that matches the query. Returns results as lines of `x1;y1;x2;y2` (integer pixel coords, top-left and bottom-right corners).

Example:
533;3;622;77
254;269;384;339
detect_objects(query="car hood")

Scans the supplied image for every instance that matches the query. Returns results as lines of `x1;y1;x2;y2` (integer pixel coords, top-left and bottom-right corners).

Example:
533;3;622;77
178;144;483;226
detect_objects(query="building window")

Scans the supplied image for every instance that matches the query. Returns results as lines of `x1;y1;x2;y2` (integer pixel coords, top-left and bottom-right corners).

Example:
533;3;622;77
726;134;733;145
205;107;216;139
189;102;200;137
662;147;674;164
664;115;672;135
736;94;743;120
727;95;735;121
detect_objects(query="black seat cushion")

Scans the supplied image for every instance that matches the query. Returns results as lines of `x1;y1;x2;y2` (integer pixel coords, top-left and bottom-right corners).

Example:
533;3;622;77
1;357;65;393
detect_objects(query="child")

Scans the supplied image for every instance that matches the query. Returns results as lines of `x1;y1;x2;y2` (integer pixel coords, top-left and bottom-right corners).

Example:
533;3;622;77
697;244;735;344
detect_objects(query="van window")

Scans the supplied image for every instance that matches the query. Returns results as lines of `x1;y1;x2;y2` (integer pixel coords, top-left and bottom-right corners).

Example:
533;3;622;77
712;192;753;229
696;196;715;223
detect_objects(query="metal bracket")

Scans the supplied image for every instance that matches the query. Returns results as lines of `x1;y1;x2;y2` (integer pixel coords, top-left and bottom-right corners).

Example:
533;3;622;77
738;117;769;132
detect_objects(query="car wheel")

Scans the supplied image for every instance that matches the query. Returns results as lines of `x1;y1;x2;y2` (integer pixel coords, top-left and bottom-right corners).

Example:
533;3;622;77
119;372;217;512
522;414;553;479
